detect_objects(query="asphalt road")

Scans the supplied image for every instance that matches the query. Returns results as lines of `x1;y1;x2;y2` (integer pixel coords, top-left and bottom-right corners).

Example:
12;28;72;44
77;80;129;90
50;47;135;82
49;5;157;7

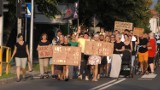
0;67;160;90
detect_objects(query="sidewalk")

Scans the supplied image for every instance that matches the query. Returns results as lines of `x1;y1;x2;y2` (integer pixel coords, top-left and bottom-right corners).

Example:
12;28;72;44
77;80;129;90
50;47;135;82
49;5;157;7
0;65;39;85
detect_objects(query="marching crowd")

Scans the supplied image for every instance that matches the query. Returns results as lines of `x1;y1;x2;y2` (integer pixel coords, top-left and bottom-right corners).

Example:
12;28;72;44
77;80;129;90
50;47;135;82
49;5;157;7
10;27;157;82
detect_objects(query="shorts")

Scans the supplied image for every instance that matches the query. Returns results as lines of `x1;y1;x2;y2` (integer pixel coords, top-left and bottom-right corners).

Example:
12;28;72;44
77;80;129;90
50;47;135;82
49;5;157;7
148;57;154;64
15;57;27;69
138;51;148;63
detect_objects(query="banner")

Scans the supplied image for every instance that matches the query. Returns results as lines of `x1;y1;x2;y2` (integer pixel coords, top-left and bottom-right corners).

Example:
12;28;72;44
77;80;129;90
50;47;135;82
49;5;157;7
38;46;53;58
114;21;133;32
84;41;114;56
52;46;81;66
133;27;144;36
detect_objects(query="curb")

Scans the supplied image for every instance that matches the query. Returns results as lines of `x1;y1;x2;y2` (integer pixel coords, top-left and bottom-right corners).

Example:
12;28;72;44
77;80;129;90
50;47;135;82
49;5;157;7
0;72;39;85
0;77;17;85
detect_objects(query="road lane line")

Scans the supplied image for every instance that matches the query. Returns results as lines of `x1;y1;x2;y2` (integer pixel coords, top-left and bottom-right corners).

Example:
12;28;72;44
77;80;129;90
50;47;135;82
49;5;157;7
98;78;126;90
89;79;117;90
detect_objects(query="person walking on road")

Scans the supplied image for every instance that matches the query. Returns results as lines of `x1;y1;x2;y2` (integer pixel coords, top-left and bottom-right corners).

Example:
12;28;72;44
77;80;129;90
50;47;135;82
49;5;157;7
11;33;30;82
138;34;149;75
37;33;51;79
88;34;101;81
148;32;157;74
110;34;125;78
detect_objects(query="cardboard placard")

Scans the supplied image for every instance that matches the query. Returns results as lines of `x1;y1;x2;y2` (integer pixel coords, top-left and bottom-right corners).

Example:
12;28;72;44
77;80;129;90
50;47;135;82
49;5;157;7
133;27;144;36
114;21;133;32
52;46;81;66
38;46;53;58
84;41;114;56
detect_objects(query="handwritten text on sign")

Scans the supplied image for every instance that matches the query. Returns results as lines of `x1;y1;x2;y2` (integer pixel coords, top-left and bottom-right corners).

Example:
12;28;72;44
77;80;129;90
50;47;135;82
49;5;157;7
84;41;114;56
114;21;133;32
52;46;81;66
38;46;53;58
133;27;144;36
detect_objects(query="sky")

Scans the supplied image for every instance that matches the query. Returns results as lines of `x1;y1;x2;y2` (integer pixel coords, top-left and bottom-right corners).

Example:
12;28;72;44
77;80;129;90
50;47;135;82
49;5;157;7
150;0;158;9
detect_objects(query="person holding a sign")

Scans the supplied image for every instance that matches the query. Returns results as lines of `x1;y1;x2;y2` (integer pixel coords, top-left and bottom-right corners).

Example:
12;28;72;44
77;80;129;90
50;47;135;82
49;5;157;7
78;32;90;80
37;33;51;79
110;34;125;78
10;33;30;82
68;33;79;79
88;34;101;81
105;36;112;77
61;36;71;81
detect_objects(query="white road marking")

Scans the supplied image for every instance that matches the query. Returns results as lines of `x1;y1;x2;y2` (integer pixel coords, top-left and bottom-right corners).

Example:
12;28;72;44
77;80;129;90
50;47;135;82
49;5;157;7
98;78;126;90
141;74;157;79
89;79;117;90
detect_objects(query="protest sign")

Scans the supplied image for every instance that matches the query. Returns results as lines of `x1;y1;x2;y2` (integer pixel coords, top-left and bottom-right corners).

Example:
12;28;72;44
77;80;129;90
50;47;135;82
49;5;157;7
84;41;113;56
133;27;144;36
52;46;81;66
38;46;53;58
114;21;133;32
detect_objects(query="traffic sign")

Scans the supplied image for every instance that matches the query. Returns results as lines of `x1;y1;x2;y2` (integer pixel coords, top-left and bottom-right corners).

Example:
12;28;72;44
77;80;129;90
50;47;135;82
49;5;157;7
25;3;31;18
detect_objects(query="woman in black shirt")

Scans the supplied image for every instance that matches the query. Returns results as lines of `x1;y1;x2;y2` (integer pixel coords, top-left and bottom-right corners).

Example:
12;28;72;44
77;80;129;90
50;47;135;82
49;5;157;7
37;33;51;79
11;33;30;82
124;34;133;52
110;34;125;78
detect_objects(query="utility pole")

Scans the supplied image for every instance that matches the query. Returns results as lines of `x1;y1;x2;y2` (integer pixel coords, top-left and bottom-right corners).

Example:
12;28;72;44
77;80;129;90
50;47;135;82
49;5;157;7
0;0;8;76
0;0;8;46
30;0;34;67
16;0;26;41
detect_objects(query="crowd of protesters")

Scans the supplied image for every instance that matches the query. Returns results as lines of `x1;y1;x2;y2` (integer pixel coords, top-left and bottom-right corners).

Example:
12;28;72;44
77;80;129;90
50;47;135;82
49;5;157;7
11;27;158;82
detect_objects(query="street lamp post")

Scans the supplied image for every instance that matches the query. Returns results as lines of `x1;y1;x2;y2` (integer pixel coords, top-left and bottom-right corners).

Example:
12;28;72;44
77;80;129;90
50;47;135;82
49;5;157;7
29;0;34;69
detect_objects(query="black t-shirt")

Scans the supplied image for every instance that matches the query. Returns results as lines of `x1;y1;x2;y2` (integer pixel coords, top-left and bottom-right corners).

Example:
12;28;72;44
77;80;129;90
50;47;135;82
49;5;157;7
139;38;148;53
38;41;50;46
15;42;28;58
132;41;136;55
124;43;131;50
113;41;125;54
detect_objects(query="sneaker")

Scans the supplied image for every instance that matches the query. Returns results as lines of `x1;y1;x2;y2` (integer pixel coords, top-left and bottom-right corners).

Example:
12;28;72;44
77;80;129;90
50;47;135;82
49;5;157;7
78;75;82;80
85;76;89;81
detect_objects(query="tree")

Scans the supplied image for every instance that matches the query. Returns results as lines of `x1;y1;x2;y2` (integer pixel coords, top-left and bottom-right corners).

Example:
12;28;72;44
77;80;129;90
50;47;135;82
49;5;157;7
36;0;60;18
4;0;60;46
79;0;152;31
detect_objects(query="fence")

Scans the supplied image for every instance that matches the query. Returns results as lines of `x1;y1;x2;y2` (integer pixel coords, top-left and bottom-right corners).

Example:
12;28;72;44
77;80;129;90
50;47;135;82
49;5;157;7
0;46;11;76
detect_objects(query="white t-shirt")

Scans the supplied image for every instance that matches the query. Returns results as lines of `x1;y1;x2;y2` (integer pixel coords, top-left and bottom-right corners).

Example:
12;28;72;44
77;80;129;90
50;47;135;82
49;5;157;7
121;35;136;42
